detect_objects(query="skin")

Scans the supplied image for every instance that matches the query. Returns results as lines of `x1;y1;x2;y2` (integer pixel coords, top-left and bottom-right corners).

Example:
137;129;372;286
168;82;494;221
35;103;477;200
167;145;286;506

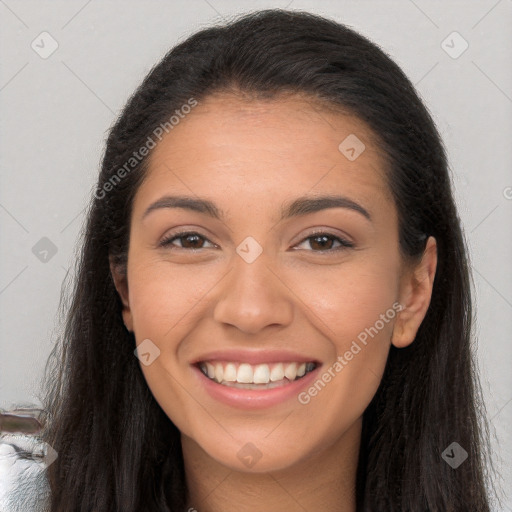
111;93;437;512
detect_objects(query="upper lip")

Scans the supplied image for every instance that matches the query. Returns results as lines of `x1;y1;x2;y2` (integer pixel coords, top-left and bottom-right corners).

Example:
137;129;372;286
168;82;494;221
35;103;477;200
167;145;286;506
191;349;320;366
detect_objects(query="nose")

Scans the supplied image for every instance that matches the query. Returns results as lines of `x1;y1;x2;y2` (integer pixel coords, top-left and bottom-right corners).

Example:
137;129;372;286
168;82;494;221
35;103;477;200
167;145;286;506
213;250;294;335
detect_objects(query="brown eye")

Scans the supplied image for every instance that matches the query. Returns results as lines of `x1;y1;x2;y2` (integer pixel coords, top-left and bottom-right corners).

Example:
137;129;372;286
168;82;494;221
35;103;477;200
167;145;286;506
295;232;354;252
159;232;215;250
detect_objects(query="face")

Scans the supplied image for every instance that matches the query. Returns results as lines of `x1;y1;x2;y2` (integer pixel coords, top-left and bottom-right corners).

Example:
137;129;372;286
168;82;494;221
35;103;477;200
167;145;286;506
112;93;436;473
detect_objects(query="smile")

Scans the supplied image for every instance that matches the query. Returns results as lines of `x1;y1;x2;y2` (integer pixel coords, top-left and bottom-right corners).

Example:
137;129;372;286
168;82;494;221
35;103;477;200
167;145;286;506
198;361;317;389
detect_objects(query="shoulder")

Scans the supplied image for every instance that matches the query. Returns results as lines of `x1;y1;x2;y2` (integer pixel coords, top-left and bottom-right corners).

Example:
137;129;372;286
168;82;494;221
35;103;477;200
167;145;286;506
0;433;51;512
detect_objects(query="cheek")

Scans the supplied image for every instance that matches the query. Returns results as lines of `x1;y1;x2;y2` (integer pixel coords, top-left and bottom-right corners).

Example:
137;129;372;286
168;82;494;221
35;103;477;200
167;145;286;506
127;258;216;341
126;259;208;430
289;252;400;345
291;255;400;416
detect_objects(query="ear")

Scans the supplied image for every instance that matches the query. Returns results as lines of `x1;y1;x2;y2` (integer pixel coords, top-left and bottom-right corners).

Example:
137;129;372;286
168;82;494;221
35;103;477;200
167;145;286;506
391;236;437;348
109;257;134;332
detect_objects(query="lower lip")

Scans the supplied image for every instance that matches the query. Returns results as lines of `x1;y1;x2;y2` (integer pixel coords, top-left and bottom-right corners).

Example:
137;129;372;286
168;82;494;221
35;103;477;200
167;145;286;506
192;365;321;410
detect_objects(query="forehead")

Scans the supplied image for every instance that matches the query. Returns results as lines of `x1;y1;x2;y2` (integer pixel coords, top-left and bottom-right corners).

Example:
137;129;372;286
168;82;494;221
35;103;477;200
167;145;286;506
137;93;393;215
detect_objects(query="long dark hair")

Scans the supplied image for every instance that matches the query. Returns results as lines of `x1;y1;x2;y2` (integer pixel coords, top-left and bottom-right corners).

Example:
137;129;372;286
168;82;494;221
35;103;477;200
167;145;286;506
41;9;495;511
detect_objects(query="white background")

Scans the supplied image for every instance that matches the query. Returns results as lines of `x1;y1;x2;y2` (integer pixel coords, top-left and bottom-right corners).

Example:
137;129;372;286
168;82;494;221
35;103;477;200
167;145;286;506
0;0;511;509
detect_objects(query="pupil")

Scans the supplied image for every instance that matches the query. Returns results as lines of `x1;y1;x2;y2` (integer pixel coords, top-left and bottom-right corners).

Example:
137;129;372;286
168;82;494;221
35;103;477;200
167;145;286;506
312;235;332;250
185;234;202;248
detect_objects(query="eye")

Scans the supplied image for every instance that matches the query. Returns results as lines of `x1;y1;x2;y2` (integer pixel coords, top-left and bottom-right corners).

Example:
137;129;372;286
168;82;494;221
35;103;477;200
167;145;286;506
159;231;216;250
294;232;354;252
159;230;354;253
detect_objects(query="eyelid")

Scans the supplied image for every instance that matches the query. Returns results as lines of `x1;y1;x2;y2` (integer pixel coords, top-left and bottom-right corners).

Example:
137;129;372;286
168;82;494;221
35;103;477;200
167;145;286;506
295;228;354;245
158;230;217;249
293;230;354;252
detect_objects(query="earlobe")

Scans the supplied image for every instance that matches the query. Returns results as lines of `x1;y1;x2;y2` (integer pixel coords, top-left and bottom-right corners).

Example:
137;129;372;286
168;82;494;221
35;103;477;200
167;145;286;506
109;258;134;332
391;236;437;348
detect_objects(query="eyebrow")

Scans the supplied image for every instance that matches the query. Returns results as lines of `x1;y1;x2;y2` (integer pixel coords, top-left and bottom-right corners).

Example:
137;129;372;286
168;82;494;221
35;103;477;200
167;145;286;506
142;194;372;222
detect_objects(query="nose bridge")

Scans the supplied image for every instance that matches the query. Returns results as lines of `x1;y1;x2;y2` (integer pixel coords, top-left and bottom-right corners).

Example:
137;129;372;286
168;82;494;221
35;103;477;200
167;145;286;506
213;244;294;333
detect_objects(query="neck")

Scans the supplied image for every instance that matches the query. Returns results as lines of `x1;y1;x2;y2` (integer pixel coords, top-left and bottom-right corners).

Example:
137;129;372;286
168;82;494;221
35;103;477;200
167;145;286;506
182;418;361;512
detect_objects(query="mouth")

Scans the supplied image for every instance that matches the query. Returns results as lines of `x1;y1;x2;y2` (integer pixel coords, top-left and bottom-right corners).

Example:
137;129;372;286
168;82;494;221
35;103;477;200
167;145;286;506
190;349;322;409
196;360;318;390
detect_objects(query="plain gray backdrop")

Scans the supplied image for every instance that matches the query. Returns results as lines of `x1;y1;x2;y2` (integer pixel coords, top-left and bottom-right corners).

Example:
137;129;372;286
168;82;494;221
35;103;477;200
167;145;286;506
1;0;511;509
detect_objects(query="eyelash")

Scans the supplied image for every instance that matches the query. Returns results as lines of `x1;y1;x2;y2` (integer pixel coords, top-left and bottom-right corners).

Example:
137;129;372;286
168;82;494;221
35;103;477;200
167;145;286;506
158;230;354;253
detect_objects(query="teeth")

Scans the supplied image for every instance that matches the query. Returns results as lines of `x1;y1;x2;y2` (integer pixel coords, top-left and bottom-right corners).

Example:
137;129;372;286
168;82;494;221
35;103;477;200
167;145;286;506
270;363;284;382
199;360;316;386
215;363;224;383
284;363;297;380
237;363;253;383
253;364;270;384
223;363;237;382
206;362;215;379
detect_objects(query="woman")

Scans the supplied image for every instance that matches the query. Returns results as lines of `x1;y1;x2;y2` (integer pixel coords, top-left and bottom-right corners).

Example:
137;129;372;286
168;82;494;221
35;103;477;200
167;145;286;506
34;8;493;511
